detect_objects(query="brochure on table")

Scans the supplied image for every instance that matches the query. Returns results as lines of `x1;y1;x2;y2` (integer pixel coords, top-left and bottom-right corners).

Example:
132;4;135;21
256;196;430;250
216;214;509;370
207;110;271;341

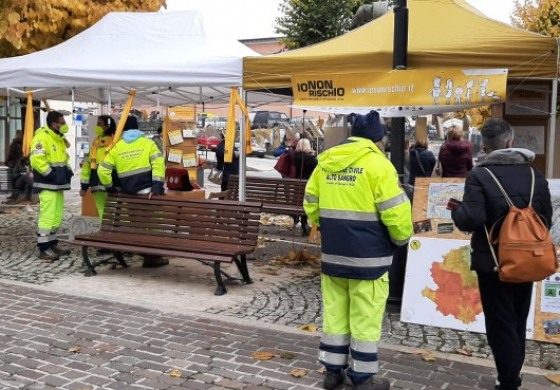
401;177;560;344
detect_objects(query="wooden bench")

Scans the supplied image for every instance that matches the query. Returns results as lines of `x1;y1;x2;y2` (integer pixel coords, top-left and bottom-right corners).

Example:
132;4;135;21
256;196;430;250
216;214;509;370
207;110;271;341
70;194;262;295
227;175;307;218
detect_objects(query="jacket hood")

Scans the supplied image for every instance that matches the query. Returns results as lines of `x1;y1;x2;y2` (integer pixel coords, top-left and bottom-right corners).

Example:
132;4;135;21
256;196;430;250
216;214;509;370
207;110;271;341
122;129;145;143
477;148;535;166
444;140;471;153
318;137;379;173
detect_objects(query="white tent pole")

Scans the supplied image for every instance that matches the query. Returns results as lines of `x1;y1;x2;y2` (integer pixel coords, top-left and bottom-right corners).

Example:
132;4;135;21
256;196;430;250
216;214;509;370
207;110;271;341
71;88;78;170
239;88;247;202
6;89;10;136
546;38;560;178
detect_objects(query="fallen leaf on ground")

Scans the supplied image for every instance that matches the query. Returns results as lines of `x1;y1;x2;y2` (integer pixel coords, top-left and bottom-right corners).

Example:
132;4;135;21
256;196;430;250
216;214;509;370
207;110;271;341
421;353;437;362
280;352;296;359
291;368;308;378
252;351;276;360
298;324;319;332
546;374;560;385
68;346;81;353
317;367;326;374
168;368;182;378
413;349;432;355
275;249;320;267
455;348;473;356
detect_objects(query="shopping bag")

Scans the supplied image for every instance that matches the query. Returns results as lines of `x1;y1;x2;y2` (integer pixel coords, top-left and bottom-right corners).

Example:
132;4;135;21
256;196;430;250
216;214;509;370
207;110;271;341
431;160;442;177
208;168;223;185
274;153;291;177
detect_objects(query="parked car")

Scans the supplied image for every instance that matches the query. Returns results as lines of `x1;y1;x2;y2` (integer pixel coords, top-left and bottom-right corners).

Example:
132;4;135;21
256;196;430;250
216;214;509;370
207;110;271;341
250;111;291;129
197;133;221;151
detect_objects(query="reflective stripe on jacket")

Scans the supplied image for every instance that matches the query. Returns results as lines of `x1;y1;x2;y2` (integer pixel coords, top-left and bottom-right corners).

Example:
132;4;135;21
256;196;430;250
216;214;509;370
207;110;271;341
304;137;412;280
30;126;72;191
97;135;164;194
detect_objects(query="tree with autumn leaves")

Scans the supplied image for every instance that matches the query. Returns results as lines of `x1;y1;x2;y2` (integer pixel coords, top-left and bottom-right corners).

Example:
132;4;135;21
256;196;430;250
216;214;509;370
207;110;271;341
512;0;560;37
0;0;167;57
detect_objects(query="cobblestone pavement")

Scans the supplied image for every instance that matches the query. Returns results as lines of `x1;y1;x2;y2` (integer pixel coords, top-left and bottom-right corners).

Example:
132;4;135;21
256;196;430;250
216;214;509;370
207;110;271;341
1;197;560;374
1;281;559;390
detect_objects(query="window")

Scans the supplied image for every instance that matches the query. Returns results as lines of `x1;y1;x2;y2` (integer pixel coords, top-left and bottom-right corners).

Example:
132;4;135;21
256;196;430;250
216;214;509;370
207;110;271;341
0;98;23;163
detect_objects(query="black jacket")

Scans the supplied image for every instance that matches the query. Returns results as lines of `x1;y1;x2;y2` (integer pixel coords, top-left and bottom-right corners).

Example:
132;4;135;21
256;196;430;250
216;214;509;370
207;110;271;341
452;148;552;273
408;147;436;186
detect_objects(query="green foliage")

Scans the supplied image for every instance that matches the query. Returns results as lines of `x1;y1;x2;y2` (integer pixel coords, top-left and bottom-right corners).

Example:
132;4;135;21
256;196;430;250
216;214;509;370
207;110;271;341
512;0;560;37
275;0;373;49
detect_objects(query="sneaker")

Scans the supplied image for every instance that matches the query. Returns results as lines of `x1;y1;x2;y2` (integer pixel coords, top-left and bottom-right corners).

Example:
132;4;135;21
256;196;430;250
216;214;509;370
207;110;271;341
353;376;390;390
51;245;71;256
142;256;169;268
323;370;345;390
39;248;60;261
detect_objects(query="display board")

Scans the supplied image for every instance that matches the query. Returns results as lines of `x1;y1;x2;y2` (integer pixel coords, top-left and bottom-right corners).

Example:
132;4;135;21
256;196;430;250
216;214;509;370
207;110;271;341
401;177;560;343
164;107;198;186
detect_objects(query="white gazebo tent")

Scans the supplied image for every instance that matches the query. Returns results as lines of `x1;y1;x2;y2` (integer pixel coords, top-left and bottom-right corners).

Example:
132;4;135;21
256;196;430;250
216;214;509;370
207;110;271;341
0;10;282;197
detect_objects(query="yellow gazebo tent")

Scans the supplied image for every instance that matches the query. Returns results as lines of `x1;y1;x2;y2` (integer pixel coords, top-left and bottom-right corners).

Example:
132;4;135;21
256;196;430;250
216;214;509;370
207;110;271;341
243;0;559;91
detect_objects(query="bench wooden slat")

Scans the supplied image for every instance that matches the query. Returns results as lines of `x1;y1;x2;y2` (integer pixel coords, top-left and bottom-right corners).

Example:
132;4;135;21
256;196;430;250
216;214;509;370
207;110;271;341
70;194;263;295
227;175;307;217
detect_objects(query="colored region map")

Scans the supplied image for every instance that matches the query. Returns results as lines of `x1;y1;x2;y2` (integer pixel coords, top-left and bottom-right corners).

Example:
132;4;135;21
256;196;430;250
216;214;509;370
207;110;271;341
422;245;482;324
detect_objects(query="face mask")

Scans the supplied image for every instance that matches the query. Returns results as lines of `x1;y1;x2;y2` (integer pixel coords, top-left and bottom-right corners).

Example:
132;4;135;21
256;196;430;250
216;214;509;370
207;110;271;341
95;126;104;136
59;124;69;134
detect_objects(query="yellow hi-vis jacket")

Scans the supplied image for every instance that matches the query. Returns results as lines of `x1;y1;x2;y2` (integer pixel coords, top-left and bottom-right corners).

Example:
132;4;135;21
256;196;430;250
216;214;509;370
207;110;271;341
30;126;72;191
80;135;113;192
304;137;413;280
98;130;164;194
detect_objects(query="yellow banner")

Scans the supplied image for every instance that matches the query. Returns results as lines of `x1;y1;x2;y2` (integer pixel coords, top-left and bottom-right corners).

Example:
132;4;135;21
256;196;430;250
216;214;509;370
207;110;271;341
292;69;508;109
169;106;196;121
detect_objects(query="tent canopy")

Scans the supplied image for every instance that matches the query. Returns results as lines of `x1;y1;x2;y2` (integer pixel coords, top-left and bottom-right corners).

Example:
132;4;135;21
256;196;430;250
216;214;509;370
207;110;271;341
0;11;286;106
243;0;559;91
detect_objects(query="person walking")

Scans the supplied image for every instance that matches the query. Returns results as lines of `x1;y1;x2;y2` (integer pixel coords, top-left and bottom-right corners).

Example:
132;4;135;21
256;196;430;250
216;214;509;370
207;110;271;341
98;116;168;268
304;110;412;390
292;138;317;236
79;115;117;219
451;119;552;390
30;111;73;261
439;126;473;177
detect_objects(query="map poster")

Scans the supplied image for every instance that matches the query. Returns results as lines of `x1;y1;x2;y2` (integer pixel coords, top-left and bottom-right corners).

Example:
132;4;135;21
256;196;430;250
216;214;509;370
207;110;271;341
426;182;465;219
401;237;536;338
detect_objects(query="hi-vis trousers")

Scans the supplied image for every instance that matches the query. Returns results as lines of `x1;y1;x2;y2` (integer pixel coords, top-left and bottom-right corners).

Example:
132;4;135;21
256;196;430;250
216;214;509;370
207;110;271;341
92;191;108;220
37;190;64;251
319;272;389;385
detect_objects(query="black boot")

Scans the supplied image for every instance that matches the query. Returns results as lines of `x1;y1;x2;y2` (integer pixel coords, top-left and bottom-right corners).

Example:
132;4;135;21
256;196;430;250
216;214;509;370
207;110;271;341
323;370;345;390
353;375;390;390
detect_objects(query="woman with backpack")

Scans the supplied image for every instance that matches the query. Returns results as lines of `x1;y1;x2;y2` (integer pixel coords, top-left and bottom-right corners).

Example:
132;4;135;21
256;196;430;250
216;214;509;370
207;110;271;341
451;119;553;390
408;139;436;187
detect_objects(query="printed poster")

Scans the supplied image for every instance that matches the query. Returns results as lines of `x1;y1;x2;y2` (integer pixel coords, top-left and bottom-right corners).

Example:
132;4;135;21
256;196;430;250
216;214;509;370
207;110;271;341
426;183;465;219
541;274;560;314
402;237;536;338
168;130;183;146
167;148;182;164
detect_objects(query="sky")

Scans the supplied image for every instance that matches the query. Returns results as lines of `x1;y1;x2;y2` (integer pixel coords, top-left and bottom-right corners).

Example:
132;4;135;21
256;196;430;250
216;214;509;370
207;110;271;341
164;0;516;40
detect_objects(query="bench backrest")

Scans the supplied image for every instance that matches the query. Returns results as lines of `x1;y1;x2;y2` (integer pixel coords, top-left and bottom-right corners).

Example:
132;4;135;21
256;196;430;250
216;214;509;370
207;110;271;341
101;194;262;246
227;175;307;207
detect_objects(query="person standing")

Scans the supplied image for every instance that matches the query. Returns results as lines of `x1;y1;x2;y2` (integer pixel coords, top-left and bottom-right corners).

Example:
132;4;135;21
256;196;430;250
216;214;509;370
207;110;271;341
451;119;552;390
408;138;436;187
97;116;168;268
79;115;117;219
30;111;73;261
439;126;473;177
292;138;317;236
215;133;239;192
304;110;412;390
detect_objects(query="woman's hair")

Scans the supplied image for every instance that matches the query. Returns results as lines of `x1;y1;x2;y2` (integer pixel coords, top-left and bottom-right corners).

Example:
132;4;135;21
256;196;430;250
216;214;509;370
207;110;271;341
447;126;463;141
296;138;312;153
99;115;117;135
414;138;429;149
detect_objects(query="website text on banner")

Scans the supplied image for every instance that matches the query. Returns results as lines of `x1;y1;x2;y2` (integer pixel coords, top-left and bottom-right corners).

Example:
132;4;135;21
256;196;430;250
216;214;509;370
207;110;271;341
291;69;508;114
